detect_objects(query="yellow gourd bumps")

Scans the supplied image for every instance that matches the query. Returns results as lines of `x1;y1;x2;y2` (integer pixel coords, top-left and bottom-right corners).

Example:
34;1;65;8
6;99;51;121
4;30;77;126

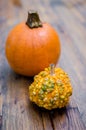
29;66;72;110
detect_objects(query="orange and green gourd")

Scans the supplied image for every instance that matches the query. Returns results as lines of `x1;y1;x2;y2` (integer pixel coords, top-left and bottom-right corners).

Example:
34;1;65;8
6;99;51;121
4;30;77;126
29;64;73;110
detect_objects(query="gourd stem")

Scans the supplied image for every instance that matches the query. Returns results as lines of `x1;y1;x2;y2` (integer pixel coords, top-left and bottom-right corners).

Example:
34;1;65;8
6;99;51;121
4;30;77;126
26;10;42;28
50;64;55;76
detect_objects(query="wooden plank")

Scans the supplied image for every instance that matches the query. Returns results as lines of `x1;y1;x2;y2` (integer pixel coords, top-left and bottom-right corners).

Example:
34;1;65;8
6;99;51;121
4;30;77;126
10;0;22;7
1;69;44;130
0;94;3;130
54;6;86;128
41;111;53;130
0;0;86;130
50;99;85;130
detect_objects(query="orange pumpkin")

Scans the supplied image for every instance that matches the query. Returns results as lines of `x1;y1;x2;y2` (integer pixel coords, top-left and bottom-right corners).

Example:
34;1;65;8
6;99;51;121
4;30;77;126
5;11;61;76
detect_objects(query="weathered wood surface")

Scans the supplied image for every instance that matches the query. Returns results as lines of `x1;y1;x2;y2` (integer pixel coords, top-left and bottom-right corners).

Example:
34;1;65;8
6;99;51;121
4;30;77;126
0;0;86;130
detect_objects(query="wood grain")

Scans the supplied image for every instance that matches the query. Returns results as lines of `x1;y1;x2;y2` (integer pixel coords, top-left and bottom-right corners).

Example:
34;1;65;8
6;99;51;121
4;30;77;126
0;0;86;130
10;0;22;7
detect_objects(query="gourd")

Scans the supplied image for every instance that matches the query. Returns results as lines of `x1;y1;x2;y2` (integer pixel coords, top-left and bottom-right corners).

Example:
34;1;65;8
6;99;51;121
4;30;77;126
5;11;61;76
29;64;72;110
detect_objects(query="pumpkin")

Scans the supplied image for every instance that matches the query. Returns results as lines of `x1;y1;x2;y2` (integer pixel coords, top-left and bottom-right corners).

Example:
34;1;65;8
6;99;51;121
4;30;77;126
5;11;61;76
29;64;72;110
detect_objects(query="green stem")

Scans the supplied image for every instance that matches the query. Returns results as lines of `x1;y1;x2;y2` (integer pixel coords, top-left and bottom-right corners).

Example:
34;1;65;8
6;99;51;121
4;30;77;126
50;64;55;76
26;10;42;28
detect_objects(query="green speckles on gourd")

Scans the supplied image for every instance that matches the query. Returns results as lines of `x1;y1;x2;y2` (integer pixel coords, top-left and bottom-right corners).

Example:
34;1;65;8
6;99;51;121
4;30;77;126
56;80;63;86
39;71;48;77
41;85;47;92
29;67;73;110
60;95;65;100
50;98;55;105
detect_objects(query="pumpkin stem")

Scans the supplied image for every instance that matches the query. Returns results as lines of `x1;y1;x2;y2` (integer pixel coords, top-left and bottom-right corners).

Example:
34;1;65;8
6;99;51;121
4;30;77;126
26;10;42;28
50;64;55;76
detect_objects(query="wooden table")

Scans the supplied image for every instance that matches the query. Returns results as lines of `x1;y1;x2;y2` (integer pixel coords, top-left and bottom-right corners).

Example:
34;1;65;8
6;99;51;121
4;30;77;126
0;0;86;129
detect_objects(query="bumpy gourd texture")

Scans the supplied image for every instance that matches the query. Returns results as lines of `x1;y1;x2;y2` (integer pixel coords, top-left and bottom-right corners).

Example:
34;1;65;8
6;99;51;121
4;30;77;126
29;67;72;110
